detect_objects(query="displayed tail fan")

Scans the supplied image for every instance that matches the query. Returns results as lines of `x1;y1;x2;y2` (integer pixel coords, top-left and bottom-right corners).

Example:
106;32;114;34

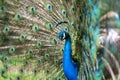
0;0;120;80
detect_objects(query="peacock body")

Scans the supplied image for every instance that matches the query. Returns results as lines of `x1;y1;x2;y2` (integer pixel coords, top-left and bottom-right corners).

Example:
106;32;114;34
58;30;78;80
0;0;120;80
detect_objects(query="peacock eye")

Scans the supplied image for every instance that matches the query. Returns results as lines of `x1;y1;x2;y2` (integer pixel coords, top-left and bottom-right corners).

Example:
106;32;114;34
17;76;20;80
17;14;20;18
71;22;75;28
3;56;8;61
28;49;33;55
48;23;51;26
64;28;68;32
71;7;75;12
5;28;8;31
47;4;51;10
19;34;26;41
34;69;37;74
46;23;53;30
54;39;57;43
46;69;50;74
63;11;66;14
3;26;10;34
36;41;42;48
15;13;22;20
37;59;41;64
17;14;21;19
9;47;15;54
62;10;66;17
54;59;58;64
46;4;52;11
28;6;36;14
52;38;57;44
24;60;28;65
45;53;49;60
1;69;5;75
31;7;35;12
1;6;5;12
20;68;24;73
32;25;40;32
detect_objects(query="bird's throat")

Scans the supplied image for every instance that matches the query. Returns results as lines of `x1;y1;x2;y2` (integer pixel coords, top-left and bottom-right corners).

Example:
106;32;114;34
63;38;72;63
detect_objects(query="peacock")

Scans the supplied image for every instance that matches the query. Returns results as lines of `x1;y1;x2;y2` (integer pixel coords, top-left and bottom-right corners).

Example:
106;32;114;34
0;0;120;80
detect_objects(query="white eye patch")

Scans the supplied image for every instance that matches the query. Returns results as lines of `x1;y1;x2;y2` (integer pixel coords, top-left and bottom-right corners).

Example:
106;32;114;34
62;33;66;40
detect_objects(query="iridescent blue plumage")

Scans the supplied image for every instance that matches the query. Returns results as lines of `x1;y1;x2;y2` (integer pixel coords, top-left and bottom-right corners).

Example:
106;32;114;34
58;30;78;80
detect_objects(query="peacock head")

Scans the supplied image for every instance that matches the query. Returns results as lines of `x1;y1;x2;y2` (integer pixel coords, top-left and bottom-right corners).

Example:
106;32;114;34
58;30;70;41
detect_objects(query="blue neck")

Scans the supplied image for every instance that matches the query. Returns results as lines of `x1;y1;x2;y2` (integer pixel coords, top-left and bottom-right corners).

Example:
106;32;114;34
63;38;72;63
63;37;78;80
